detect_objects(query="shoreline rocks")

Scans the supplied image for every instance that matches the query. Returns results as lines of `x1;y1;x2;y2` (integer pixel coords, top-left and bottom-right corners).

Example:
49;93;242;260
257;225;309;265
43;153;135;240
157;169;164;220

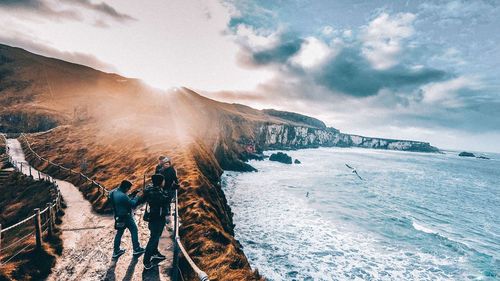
269;152;292;164
459;152;475;157
477;156;490;160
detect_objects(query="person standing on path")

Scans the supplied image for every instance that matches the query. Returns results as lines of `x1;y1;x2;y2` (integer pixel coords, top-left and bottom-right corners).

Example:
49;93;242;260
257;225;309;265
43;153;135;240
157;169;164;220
155;156;179;214
142;174;170;269
110;180;145;259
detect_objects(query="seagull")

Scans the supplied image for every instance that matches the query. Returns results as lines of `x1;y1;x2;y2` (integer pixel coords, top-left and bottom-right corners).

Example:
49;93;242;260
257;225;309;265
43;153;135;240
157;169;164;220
345;163;363;180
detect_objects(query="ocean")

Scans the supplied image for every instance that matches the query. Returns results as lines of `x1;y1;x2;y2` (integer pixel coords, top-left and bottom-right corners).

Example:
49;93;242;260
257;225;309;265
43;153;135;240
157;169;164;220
221;147;500;281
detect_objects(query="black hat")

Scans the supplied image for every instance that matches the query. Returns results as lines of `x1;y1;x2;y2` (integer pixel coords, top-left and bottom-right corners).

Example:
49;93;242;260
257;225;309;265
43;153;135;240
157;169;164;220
151;174;164;186
119;180;132;190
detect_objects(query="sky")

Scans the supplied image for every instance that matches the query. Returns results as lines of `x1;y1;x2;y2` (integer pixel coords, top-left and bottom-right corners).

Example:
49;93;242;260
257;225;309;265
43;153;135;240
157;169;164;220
1;0;499;152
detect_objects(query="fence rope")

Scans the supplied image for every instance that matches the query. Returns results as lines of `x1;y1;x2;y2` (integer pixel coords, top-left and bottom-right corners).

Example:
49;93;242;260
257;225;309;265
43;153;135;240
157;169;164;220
0;244;32;266
19;133;109;195
1;214;37;233
0;230;35;253
173;189;210;281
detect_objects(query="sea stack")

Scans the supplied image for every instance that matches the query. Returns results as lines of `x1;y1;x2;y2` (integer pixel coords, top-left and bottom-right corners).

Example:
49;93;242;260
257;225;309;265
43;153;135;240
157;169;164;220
269;152;293;164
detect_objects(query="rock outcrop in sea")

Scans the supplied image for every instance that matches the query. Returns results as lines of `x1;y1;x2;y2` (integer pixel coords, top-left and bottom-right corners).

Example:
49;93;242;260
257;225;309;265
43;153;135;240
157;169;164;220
269;152;292;164
477;156;490;159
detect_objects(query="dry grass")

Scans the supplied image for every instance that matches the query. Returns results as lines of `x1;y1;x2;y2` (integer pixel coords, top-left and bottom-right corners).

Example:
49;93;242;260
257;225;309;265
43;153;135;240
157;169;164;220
0;243;58;281
0;172;64;281
0;173;55;225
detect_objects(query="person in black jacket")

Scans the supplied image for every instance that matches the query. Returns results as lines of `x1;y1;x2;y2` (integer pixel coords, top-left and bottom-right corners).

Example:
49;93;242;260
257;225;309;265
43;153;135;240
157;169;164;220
142;174;170;269
155;156;179;214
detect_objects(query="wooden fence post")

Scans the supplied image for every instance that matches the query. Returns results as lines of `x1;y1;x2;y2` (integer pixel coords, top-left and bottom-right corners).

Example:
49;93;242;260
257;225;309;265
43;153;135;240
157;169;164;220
29;166;32;178
34;208;42;250
0;223;2;251
20;162;23;173
56;196;61;212
47;203;54;239
38;171;41;180
143;174;146;189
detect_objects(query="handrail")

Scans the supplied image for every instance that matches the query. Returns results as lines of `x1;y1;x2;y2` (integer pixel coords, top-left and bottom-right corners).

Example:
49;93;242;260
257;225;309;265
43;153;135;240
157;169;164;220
173;189;210;281
19;133;109;195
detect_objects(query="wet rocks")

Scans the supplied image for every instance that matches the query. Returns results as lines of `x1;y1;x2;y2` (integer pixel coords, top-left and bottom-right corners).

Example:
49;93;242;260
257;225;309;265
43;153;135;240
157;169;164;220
294;159;301;164
269;152;292;164
459;152;475;157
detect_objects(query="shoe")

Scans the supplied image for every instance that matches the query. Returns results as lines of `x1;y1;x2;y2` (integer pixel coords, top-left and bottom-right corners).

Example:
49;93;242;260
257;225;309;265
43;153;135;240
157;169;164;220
133;247;146;256
112;249;126;259
152;253;166;261
143;261;157;270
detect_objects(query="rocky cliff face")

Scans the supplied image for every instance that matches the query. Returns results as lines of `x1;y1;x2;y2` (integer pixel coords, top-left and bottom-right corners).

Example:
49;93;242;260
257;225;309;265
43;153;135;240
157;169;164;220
255;123;439;152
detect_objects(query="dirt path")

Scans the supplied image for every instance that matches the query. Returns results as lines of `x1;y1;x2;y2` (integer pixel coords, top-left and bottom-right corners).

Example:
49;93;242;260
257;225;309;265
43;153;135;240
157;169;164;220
7;139;174;281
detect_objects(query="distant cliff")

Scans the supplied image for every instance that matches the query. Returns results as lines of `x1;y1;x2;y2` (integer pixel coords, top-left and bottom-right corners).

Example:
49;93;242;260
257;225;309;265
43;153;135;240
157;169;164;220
255;123;439;152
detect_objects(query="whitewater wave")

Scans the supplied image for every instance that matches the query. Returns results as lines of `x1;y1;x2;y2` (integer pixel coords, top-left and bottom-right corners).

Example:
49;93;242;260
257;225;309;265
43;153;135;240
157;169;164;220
412;220;439;235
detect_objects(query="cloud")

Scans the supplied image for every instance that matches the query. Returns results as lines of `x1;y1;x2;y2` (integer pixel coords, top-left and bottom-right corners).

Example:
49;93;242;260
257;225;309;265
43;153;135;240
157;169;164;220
62;0;135;22
0;0;81;20
251;36;304;65
289;36;332;69
0;0;134;23
359;12;416;70
421;76;482;106
315;47;447;97
321;26;337;36
234;24;279;49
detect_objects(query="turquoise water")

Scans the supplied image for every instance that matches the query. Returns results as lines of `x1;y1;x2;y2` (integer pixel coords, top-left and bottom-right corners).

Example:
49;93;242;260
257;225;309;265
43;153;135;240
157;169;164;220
222;148;500;280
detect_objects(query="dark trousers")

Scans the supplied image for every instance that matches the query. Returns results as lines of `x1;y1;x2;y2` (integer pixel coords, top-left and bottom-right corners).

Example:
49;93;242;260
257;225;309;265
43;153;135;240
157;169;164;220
113;215;140;253
144;219;166;264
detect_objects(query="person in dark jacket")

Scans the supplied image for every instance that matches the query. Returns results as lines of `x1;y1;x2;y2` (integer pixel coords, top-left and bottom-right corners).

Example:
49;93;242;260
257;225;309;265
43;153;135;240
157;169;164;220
110;180;145;259
155;156;179;214
142;174;170;269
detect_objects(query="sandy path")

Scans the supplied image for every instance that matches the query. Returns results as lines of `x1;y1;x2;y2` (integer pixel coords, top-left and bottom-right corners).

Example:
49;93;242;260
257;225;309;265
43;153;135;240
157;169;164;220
7;139;174;281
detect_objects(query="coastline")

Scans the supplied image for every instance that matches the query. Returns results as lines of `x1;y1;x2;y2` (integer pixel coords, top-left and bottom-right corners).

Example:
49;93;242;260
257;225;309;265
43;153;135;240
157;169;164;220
221;147;500;280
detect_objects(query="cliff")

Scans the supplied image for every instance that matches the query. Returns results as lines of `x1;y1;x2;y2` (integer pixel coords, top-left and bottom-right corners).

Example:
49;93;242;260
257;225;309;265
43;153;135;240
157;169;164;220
254;123;438;152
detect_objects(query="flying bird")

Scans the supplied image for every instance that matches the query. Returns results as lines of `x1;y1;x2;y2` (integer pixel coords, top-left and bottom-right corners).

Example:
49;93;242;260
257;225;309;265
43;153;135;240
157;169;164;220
345;163;363;180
